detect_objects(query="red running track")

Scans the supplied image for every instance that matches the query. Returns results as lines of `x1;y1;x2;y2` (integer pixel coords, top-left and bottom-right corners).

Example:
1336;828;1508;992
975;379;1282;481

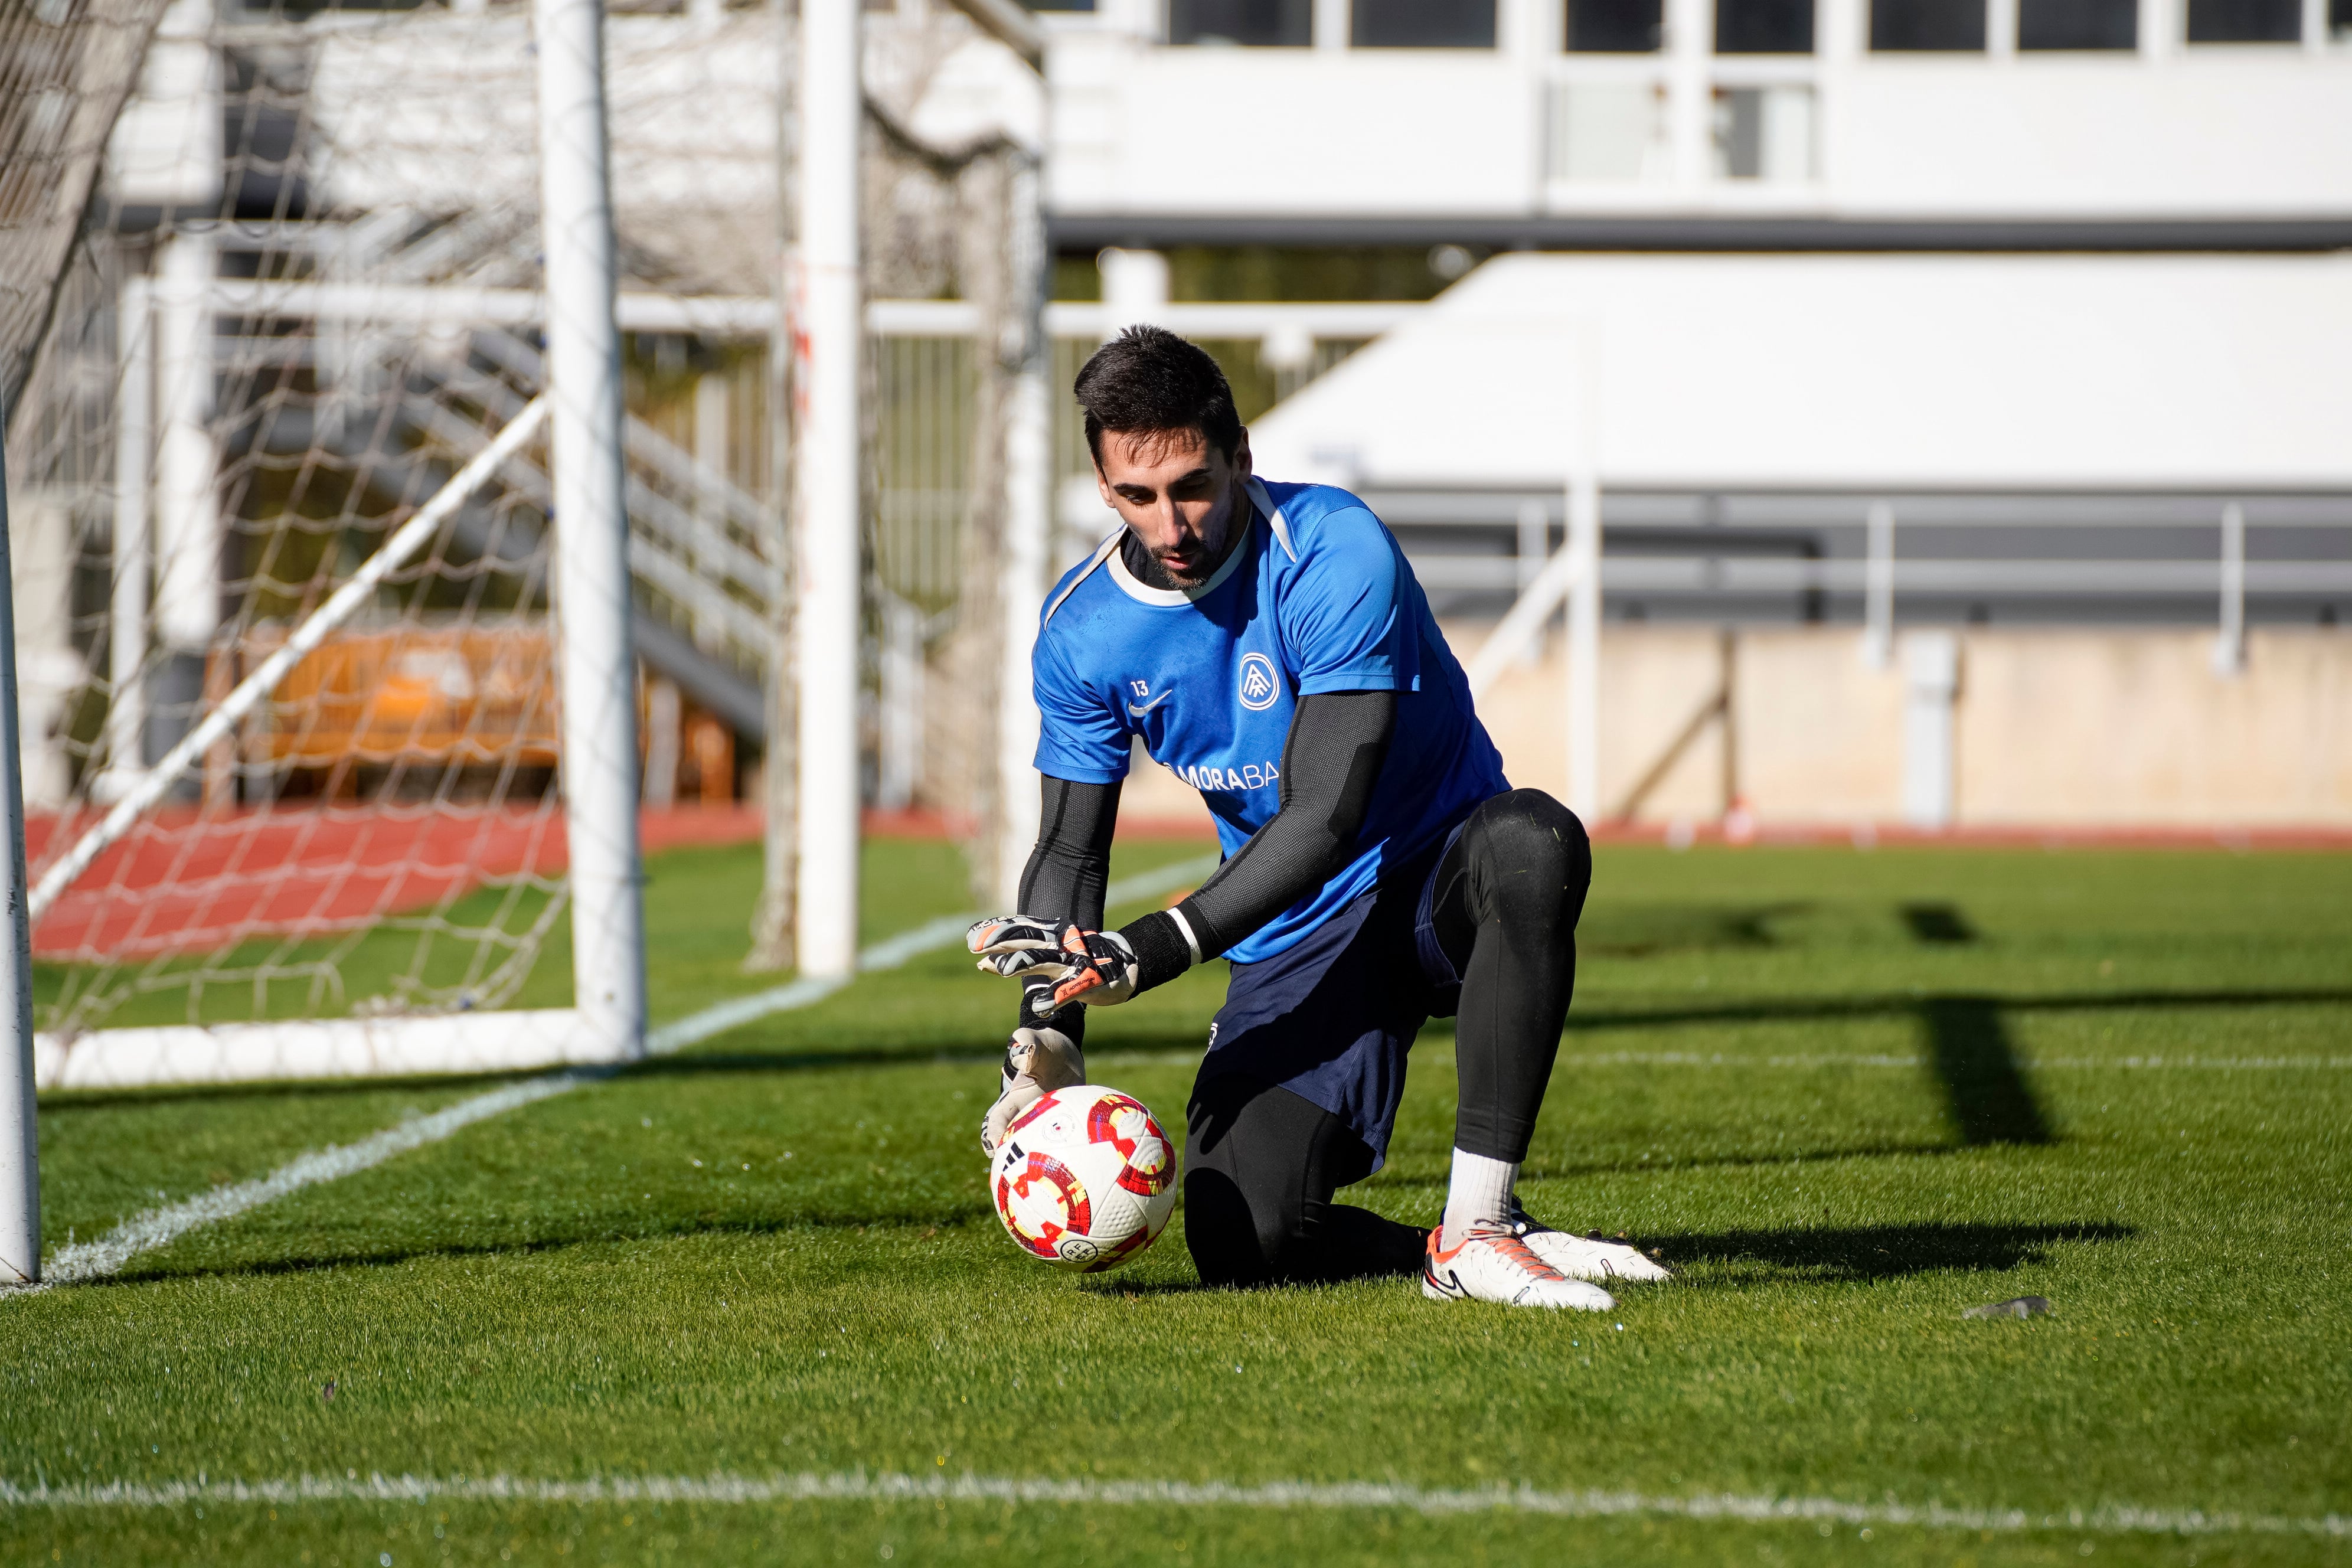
27;805;765;961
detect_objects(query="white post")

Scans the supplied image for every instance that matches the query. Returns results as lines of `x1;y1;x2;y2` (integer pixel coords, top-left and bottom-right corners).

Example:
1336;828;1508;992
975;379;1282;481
0;447;42;1286
691;371;731;653
645;677;682;809
2213;501;2246;675
105;277;154;786
1862;498;1894;668
1515;497;1549;665
536;0;648;1056
877;595;923;812
1565;472;1601;822
1564;325;1602;822
1817;0;1859;186
1097;247;1168;340
152;232;220;770
1902;630;1959;829
152;236;218;656
792;0;864;979
1517;498;1550;590
1988;0;2018;55
996;154;1053;910
1666;0;1714;188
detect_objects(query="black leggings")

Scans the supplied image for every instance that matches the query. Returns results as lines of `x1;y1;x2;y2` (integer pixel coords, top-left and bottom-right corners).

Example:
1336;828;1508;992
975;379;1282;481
1426;789;1591;1162
1183;790;1592;1287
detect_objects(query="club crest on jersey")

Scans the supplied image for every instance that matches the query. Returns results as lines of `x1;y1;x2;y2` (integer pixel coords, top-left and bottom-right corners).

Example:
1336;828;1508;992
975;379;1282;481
1237;652;1280;712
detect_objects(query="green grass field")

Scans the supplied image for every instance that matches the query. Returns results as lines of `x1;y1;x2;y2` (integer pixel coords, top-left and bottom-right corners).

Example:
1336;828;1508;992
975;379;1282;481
2;838;2347;1566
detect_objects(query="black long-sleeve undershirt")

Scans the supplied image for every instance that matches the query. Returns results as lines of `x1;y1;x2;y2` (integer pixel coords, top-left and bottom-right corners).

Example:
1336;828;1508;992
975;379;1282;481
1014;688;1398;1027
1013;775;1121;1036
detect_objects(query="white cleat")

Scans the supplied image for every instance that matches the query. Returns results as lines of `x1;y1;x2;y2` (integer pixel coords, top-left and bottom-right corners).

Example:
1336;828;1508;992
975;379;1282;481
1423;1224;1618;1312
1508;1201;1676;1285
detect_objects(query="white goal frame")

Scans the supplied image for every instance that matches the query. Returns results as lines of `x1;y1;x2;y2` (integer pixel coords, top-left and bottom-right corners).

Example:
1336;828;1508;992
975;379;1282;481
3;0;647;1122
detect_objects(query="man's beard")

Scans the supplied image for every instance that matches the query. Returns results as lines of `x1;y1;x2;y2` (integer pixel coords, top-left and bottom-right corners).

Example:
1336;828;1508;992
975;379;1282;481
1121;533;1188;592
1122;509;1243;593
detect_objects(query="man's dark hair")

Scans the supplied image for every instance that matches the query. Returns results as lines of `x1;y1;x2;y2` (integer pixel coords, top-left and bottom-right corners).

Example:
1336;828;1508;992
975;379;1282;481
1073;325;1242;469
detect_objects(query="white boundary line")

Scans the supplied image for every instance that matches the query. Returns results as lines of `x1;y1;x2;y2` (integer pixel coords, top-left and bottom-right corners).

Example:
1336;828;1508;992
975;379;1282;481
648;852;1216;1055
1089;1046;2352;1074
35;1076;584;1289
9;854;1219;1292
1557;1050;2352;1072
0;1471;2341;1538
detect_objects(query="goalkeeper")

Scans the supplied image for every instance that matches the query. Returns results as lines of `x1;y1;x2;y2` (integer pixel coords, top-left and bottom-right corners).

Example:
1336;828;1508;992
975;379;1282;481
968;327;1668;1311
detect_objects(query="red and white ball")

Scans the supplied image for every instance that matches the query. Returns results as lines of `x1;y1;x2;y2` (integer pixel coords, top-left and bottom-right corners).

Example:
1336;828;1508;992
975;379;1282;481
990;1085;1178;1272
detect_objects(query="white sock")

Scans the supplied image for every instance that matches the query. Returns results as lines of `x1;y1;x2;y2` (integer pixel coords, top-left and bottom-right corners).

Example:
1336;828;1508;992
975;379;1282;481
1442;1148;1517;1250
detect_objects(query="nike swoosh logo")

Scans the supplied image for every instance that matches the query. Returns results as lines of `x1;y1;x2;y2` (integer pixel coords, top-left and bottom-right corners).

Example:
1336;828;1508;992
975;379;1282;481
1126;693;1172;715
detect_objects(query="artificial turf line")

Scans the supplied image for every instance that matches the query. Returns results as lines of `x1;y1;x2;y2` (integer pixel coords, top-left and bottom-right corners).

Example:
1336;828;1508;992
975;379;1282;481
646;852;1218;1056
25;1074;588;1292
9;851;1222;1292
0;1472;2343;1540
1559;1050;2352;1072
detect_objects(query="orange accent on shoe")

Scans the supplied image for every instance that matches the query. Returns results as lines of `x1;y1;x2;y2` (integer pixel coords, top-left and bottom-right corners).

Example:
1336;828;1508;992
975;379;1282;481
1429;1224;1571;1280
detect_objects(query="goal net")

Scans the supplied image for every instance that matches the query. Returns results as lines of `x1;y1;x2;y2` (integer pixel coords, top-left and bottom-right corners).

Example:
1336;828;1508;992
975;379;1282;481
4;0;781;1090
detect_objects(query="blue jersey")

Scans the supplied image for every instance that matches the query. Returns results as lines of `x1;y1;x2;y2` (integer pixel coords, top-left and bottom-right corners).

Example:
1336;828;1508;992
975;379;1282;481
1031;478;1510;965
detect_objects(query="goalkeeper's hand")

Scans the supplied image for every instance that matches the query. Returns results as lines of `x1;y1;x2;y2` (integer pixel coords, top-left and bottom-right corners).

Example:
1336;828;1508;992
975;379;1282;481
966;916;1142;1018
980;1025;1086;1157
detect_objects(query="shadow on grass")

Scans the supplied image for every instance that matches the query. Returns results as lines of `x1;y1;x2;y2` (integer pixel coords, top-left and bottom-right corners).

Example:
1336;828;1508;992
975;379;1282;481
1923;995;2052;1146
1582;903;1811;958
1369;1139;1964;1189
40;986;2344;1116
1653;1220;2133;1282
1900;903;1978;943
1568;986;2352;1035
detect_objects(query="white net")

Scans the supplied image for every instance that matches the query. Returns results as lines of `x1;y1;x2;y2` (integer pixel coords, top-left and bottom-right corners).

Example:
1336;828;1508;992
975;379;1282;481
5;0;1154;1082
6;0;783;1086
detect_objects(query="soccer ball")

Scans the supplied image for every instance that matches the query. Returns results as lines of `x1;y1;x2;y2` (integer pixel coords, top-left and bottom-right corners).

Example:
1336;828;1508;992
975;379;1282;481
990;1084;1178;1272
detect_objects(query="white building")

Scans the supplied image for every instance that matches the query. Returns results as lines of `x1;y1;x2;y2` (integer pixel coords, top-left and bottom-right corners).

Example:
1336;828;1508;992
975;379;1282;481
1035;0;2352;244
62;0;2352;829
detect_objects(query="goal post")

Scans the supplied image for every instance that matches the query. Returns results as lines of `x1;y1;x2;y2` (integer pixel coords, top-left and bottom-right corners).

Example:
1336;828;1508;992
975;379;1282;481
5;0;654;1097
4;0;1060;1121
535;0;647;1061
2;445;42;1285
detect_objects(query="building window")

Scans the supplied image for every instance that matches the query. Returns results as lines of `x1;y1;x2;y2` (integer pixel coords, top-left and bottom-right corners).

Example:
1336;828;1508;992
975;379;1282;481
1546;82;1667;179
1169;0;1311;44
1716;0;1815;52
1870;0;1986;48
2184;0;2299;39
2018;0;2134;46
1353;0;1498;45
1713;84;1814;179
1566;0;1664;49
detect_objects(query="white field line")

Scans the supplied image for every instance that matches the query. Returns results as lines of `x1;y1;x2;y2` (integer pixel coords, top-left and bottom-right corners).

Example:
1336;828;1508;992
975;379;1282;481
25;1075;586;1292
1557;1050;2352;1072
646;851;1219;1056
1092;1047;2352;1073
10;854;1220;1292
0;1471;2341;1540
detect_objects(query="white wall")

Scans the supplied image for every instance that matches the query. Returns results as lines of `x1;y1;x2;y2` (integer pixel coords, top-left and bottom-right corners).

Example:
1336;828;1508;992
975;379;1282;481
1044;22;2352;221
1248;253;2352;493
106;4;2352;235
